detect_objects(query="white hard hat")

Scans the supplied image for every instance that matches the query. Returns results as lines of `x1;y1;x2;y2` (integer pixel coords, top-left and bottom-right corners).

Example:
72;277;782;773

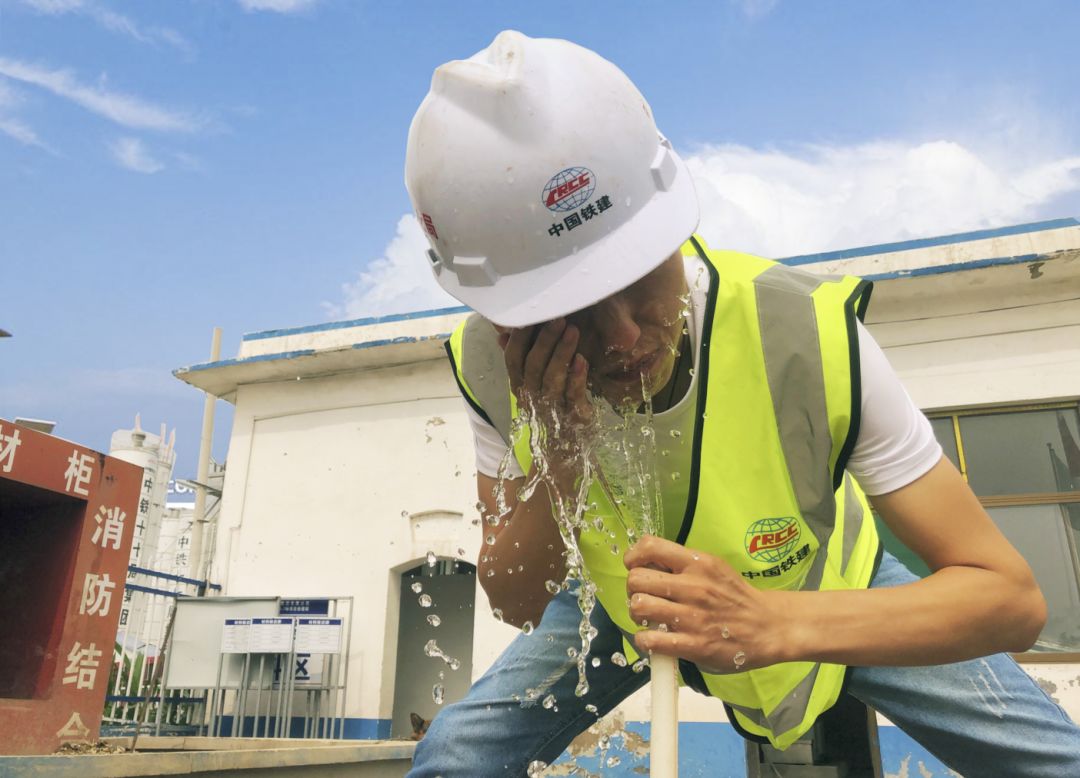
405;30;699;327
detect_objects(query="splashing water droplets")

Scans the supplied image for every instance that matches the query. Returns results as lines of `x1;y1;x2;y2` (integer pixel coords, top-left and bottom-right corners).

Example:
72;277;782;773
432;684;444;704
426;551;437;568
426;614;441;627
410;581;423;594
418;594;432;608
424;639;462;673
491;353;671;712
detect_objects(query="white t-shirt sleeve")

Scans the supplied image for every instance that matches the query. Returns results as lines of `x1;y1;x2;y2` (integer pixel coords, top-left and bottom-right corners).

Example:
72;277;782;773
465;403;524;479
462;319;940;493
847;321;942;496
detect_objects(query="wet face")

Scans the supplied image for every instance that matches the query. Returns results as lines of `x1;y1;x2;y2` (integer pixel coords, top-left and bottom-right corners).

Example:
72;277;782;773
567;251;688;407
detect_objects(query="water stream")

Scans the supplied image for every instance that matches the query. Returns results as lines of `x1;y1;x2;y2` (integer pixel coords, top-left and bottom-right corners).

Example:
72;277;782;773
471;280;701;772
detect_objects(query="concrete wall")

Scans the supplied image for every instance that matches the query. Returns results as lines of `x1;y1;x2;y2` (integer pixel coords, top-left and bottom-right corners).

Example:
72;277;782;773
208;357;526;733
178;221;1080;774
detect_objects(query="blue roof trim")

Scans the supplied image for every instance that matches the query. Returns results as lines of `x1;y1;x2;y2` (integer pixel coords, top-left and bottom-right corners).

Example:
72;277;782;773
351;332;454;351
243;305;470;342
778;218;1079;267
175;348;318;375
862;252;1042;281
174;333;454;376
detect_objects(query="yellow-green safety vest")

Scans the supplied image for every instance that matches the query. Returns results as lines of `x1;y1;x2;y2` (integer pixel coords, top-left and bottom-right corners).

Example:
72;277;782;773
445;234;882;750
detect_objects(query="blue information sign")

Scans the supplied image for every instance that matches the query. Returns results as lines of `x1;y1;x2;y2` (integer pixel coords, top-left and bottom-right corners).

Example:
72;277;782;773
279;598;330;615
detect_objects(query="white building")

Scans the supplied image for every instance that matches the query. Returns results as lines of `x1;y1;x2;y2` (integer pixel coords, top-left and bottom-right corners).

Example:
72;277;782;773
175;218;1080;775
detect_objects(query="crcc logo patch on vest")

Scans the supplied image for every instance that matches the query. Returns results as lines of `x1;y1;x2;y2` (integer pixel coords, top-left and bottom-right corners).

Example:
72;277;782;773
745;517;801;564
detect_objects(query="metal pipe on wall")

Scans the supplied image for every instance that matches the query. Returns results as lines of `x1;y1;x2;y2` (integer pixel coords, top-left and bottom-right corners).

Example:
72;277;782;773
189;327;222;587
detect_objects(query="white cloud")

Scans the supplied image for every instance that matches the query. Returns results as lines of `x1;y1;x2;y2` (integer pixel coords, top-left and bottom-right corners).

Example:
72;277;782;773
0;76;53;151
330;137;1080;321
171;150;204;172
18;0;194;55
0;77;23;111
109;136;164;173
19;0;84;12
0;116;51;150
731;0;779;20
0;57;202;132
324;214;459;320
686;139;1080;258
238;0;319;13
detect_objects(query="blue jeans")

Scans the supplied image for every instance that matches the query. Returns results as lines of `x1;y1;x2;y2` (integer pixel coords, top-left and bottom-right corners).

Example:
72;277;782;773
409;553;1080;776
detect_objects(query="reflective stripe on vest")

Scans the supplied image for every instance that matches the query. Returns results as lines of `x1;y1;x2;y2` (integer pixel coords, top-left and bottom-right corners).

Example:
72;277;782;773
446;234;881;750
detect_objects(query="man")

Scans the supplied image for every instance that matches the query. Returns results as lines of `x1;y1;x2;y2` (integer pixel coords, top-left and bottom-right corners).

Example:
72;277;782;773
404;30;1080;776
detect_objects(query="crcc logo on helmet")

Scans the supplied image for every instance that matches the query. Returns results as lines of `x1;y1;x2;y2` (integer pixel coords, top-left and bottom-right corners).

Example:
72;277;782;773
542;167;596;213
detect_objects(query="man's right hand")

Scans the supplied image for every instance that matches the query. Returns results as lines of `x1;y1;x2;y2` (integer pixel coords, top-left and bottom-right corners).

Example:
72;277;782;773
499;318;592;495
475;318;594;627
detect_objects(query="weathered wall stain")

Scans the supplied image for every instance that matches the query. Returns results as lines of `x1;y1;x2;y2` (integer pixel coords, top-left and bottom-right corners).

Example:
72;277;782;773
423;416;446;443
884;754;962;778
546;710;649;775
1035;675;1060;702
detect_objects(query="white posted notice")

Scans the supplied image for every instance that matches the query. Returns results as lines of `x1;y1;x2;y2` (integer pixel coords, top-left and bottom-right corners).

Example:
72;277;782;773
221;619;251;654
294;618;343;654
249;618;294;653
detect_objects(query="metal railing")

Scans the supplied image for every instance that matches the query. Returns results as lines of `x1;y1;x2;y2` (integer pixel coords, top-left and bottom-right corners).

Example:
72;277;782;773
101;565;221;736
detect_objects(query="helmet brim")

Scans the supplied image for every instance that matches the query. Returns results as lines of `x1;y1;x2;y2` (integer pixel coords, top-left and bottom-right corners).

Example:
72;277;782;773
438;156;701;328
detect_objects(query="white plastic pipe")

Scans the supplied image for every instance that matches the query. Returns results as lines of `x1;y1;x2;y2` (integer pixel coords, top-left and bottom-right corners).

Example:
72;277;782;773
650;652;679;777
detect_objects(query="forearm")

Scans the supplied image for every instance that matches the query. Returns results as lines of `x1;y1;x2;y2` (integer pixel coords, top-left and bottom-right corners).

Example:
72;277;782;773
474;317;593;627
477;473;568;628
775;565;1046;667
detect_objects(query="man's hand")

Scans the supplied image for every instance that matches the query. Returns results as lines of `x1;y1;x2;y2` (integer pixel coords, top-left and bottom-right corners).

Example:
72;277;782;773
624;536;786;674
500;318;592;493
624;458;1047;672
476;318;595;628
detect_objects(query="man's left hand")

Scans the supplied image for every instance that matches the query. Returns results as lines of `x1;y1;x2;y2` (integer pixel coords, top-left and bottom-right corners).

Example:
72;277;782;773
624;536;787;674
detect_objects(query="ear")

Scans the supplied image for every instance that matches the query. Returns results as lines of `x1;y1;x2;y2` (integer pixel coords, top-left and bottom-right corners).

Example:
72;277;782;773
410;712;426;730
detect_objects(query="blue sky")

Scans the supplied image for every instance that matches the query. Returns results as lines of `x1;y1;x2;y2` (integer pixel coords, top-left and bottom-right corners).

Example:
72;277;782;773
2;0;1079;477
